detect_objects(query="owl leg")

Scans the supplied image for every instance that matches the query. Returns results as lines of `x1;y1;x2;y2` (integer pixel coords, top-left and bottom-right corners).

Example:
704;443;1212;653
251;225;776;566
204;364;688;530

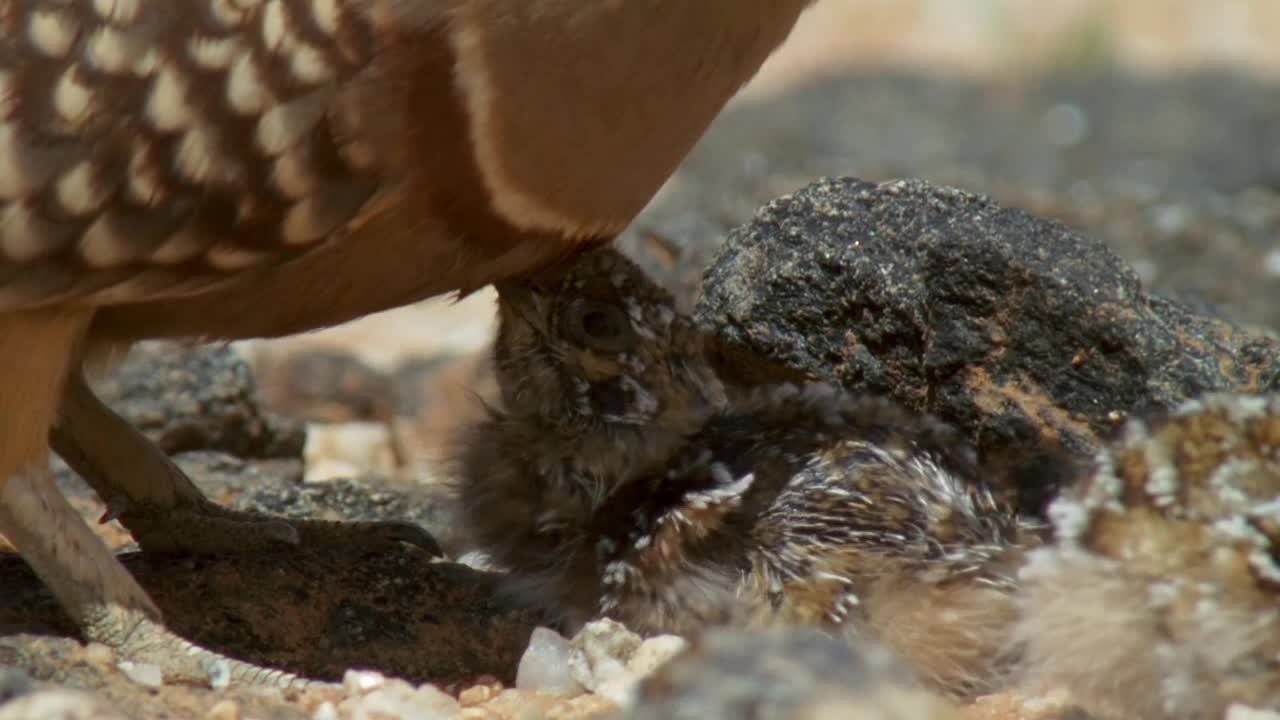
0;309;311;687
50;370;440;557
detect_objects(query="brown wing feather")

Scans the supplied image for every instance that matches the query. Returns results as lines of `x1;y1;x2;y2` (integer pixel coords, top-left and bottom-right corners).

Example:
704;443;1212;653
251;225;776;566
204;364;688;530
0;0;387;309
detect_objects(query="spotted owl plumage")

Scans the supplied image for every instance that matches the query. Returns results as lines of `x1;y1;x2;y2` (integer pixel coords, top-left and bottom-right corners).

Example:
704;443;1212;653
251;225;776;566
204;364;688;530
0;0;392;307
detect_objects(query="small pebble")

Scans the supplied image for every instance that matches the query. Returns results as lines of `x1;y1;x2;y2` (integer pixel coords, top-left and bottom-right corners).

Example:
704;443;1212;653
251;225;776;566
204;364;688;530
343;669;389;695
304;422;399;481
459;683;500;706
352;683;455;720
412;683;464;714
487;690;560;720
546;694;619;720
1265;250;1280;278
566;620;648;707
310;702;340;720
517;627;586;697
0;689;127;720
1227;706;1280;720
335;677;459;720
304;458;366;485
1040;103;1089;147
568;620;642;694
208;659;232;690
585;634;688;708
116;661;163;688
625;635;686;678
591;677;638;708
1017;687;1075;714
0;666;32;704
81;642;116;670
204;699;241;720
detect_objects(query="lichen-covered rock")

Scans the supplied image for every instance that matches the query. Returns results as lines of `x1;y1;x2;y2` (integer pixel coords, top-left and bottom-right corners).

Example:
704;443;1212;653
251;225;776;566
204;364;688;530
697;177;1280;508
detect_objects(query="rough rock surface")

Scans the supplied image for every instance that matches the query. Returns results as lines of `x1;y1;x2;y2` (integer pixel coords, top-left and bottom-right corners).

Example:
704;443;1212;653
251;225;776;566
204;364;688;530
92;341;306;459
696;177;1280;509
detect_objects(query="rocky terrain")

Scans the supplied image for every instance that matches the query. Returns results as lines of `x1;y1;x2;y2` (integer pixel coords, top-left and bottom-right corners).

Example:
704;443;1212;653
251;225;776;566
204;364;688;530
3;10;1280;719
4;169;1278;717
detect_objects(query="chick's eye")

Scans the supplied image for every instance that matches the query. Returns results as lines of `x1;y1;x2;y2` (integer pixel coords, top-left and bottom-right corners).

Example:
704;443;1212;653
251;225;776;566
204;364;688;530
565;300;633;350
581;309;622;339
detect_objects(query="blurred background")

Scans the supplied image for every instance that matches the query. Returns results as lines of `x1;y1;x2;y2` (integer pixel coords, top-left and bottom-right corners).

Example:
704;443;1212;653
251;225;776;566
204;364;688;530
237;0;1280;484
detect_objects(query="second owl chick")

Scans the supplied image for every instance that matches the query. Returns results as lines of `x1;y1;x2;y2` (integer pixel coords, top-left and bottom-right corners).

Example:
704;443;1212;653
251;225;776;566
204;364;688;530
454;247;1041;698
1016;393;1280;719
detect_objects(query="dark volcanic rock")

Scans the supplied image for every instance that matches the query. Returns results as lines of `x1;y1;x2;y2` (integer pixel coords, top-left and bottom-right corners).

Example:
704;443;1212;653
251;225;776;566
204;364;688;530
697;177;1280;506
91;341;305;460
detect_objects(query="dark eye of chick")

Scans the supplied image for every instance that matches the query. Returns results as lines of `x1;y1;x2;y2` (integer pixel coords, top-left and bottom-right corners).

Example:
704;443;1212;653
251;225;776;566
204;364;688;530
564;299;634;352
581;309;620;338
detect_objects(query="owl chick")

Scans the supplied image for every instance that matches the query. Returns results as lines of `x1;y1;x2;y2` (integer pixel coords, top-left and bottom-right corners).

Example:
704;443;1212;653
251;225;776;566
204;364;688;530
455;247;1041;698
1015;393;1280;720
